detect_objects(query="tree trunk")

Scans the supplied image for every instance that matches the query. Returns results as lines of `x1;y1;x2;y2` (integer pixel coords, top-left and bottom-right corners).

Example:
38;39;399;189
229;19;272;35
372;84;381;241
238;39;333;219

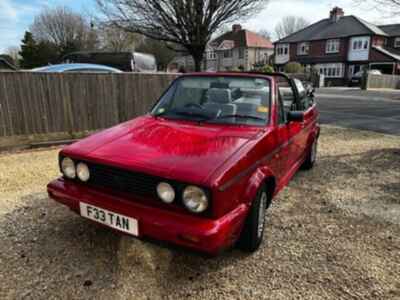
190;49;204;72
194;58;202;72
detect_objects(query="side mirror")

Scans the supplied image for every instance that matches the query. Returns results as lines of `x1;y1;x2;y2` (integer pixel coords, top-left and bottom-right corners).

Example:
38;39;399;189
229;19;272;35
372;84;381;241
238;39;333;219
307;87;315;97
287;111;304;123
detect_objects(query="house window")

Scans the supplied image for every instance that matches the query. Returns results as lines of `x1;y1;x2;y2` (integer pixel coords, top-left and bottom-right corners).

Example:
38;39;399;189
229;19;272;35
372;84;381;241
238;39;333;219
352;37;369;50
395;37;400;48
326;39;340;53
238;48;245;59
224;50;232;58
316;63;345;78
276;44;289;56
297;42;310;55
206;51;217;60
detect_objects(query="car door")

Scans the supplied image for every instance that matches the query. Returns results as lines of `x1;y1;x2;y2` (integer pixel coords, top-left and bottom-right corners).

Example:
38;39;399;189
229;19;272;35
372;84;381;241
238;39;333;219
268;86;290;182
293;79;318;160
277;77;303;168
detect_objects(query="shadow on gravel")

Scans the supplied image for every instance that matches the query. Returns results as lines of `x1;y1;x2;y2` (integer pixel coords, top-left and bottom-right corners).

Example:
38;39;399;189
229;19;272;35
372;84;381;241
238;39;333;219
0;193;248;299
304;148;400;225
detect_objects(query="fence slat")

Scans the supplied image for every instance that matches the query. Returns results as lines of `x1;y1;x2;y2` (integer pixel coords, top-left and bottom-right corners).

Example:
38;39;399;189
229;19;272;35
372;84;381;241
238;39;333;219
0;72;177;139
367;74;400;89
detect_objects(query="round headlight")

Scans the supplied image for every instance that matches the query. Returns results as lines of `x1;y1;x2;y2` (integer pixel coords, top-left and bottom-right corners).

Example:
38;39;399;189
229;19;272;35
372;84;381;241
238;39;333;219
61;157;76;179
157;182;175;203
76;163;90;182
183;186;208;213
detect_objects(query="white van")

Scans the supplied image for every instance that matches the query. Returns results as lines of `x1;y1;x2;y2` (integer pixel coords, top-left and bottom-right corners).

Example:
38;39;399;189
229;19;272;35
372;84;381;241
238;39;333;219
63;51;157;73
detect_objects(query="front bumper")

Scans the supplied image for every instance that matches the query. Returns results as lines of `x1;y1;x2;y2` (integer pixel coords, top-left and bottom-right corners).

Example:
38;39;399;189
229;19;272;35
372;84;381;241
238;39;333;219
47;178;248;255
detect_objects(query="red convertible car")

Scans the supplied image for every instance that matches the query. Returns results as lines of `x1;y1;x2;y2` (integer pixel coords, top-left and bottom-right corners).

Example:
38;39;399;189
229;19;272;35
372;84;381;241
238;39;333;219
47;72;319;255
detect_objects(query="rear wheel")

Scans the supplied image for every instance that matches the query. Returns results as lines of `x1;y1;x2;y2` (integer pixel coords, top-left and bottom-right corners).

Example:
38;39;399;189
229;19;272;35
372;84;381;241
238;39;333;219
237;186;269;252
302;138;318;170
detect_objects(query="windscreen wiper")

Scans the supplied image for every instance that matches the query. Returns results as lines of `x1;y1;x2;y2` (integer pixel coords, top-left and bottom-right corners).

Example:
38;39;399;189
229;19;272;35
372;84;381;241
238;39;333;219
173;110;213;120
212;114;266;121
155;109;214;122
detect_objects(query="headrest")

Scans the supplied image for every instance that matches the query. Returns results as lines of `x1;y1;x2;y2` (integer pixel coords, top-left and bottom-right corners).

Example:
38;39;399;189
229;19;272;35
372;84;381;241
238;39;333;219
207;88;232;104
210;82;229;89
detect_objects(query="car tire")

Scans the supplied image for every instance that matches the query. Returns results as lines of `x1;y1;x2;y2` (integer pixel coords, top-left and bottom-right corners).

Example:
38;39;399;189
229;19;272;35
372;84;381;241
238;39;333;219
302;138;318;170
237;186;269;252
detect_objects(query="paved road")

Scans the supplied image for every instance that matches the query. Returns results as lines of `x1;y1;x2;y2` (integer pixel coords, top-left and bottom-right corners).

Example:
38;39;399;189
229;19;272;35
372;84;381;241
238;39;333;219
315;88;400;135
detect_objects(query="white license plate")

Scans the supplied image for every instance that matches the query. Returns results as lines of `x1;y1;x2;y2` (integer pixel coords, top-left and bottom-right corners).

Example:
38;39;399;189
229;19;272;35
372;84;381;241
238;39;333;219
80;202;138;236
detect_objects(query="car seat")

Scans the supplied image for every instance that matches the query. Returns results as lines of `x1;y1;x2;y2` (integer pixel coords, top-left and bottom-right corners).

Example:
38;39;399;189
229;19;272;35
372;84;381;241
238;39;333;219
204;88;236;116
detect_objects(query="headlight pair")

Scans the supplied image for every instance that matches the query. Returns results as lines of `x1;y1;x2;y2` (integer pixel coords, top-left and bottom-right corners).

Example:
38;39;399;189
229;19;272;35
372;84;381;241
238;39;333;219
156;182;209;213
61;157;208;214
61;157;90;182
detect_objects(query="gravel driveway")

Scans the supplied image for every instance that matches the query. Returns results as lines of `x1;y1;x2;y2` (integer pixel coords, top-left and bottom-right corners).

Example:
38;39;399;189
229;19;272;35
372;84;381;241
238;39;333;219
0;126;399;300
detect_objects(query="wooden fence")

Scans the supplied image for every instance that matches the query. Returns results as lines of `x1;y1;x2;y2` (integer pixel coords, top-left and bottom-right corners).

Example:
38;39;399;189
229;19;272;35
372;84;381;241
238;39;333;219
367;74;400;89
0;72;177;148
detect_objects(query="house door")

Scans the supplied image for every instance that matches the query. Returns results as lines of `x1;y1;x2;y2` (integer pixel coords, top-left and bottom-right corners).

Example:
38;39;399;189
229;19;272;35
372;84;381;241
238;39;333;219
348;65;354;78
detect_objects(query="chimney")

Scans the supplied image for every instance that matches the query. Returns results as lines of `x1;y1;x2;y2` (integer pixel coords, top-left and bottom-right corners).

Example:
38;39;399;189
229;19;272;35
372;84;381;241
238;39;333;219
232;24;242;33
330;7;344;22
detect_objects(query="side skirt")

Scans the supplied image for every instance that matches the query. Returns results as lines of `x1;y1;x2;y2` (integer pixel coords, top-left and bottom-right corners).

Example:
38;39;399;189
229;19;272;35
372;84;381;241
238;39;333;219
273;154;307;198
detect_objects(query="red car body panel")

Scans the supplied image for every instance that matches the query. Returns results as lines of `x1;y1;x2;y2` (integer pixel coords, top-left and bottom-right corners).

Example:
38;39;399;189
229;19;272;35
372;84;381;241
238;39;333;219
62;116;263;187
47;72;320;255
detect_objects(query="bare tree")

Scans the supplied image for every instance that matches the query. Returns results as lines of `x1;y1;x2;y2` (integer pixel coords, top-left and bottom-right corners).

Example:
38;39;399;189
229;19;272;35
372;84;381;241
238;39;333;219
97;23;142;51
31;6;98;54
275;16;310;40
353;0;400;16
257;29;271;40
96;0;268;71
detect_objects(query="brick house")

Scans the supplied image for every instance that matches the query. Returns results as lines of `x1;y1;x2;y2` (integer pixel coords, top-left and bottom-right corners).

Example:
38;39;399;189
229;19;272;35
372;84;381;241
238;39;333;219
274;7;400;85
170;24;274;72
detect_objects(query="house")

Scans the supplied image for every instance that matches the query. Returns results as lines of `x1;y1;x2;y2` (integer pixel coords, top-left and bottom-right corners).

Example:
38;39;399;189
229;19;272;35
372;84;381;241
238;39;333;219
169;24;274;72
274;7;400;85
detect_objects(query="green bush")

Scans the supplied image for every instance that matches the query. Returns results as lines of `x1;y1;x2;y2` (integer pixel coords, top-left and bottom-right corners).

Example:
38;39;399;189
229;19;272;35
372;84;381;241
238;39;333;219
232;66;243;72
284;62;304;74
261;64;274;73
252;64;274;73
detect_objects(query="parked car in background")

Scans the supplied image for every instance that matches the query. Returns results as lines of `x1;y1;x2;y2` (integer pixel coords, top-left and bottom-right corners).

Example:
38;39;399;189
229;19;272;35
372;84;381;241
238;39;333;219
349;69;382;86
63;51;157;73
47;72;320;255
0;57;17;71
31;63;123;73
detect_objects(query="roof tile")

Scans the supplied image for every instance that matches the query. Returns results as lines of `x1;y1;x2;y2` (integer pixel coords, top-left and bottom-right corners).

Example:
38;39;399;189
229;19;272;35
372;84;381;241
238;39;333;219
212;29;273;49
277;16;388;43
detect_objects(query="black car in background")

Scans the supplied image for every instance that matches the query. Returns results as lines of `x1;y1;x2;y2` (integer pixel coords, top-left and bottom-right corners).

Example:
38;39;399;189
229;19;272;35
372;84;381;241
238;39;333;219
349;69;382;87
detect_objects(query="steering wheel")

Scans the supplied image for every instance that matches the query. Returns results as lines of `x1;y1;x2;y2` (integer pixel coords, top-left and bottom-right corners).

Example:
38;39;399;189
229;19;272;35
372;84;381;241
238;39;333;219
184;103;203;109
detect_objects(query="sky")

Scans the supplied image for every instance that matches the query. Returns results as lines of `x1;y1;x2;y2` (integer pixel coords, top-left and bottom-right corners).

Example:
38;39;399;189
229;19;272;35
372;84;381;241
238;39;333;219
1;0;400;53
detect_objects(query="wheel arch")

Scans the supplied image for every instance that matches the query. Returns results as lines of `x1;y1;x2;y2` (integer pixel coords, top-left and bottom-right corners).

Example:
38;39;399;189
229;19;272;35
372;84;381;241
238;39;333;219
306;123;320;149
243;165;276;208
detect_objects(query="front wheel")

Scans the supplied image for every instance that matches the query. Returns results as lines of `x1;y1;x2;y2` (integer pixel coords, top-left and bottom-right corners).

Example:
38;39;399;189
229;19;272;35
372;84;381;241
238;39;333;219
237;186;269;252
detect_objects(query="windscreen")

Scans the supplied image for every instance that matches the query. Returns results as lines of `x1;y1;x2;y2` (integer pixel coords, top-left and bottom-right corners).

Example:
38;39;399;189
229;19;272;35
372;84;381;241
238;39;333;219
152;76;271;126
